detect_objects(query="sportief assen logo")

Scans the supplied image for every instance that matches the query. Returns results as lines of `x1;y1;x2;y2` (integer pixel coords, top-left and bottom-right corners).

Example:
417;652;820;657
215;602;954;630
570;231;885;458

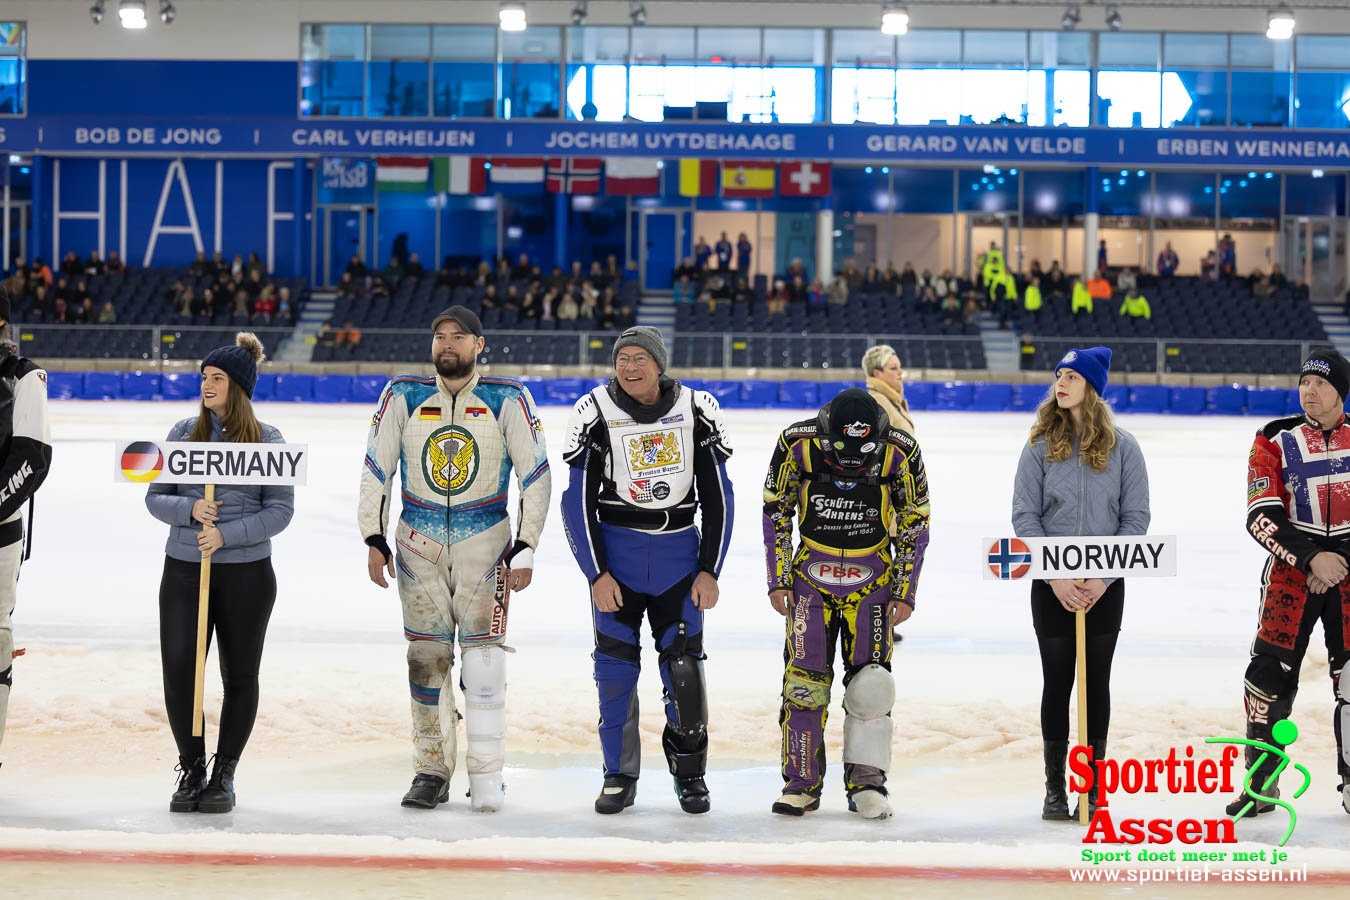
120;441;165;482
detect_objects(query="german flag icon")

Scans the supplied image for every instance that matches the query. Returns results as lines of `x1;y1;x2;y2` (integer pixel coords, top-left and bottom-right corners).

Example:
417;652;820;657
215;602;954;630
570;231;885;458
121;441;164;483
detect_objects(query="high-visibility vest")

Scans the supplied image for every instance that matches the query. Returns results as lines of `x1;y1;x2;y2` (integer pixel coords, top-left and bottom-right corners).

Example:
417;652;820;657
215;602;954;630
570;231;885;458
1024;284;1042;311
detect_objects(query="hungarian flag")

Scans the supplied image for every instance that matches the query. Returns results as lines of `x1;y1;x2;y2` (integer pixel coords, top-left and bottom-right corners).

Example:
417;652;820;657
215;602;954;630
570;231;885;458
721;161;776;198
375;157;429;193
780;161;831;197
433;156;488;194
490;157;545;185
546;158;602;194
605;158;661;195
678;159;717;197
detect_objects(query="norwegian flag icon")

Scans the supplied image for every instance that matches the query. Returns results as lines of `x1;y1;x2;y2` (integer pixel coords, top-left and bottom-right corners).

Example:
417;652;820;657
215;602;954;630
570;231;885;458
546;157;601;194
987;538;1032;579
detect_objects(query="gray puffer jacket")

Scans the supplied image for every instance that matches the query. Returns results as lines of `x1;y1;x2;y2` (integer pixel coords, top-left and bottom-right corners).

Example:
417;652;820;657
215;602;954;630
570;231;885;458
1011;426;1151;578
145;414;295;564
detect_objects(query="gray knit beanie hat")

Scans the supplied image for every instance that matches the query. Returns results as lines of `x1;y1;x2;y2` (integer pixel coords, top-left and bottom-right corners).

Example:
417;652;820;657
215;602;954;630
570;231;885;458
612;326;668;373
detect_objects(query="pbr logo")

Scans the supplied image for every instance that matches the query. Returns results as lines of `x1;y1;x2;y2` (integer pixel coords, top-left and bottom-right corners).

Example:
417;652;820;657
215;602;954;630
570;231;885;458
808;561;874;587
843;421;871;439
988;538;1033;579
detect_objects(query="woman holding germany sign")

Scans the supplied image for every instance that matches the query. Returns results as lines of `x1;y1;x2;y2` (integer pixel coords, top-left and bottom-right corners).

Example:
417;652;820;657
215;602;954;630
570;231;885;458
144;333;294;813
1011;347;1150;821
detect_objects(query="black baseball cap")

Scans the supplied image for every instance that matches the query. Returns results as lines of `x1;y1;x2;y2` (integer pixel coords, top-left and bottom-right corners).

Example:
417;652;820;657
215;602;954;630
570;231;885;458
431;305;483;337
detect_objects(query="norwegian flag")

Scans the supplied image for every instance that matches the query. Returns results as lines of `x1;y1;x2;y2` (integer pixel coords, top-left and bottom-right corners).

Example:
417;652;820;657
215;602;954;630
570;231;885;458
546;157;602;194
986;538;1032;580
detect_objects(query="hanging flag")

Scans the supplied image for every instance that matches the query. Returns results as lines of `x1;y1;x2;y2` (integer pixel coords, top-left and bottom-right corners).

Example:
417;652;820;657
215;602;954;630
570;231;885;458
721;161;776;198
490;157;546;185
780;161;832;197
678;159;718;197
433;156;488;194
375;157;430;193
605;158;661;196
546;158;602;194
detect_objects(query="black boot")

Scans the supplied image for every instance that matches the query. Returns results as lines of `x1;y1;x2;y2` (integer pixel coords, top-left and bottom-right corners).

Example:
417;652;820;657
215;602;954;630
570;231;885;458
1226;742;1279;817
594;774;637;814
1041;740;1071;820
401;773;449;809
169;756;208;813
674;776;710;814
197;755;239;814
1072;740;1106;820
663;728;710;814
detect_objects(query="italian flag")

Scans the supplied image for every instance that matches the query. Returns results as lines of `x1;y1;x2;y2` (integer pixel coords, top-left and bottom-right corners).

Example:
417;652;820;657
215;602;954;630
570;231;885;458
375;157;429;193
433;156;488;194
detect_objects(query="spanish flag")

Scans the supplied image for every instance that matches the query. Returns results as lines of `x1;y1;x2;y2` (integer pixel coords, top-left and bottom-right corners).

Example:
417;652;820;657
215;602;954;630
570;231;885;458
721;161;776;198
678;159;718;197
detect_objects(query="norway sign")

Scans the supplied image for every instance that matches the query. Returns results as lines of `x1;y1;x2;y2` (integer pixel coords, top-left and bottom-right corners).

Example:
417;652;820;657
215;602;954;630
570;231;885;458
983;535;1177;581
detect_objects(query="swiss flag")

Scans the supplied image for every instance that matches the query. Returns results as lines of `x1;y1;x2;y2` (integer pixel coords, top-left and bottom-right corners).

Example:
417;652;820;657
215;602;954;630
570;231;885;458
546;157;602;194
781;161;831;197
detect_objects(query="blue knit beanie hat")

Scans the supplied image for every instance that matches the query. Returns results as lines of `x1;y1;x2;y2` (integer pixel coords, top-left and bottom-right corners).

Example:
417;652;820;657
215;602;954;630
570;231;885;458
1055;346;1111;397
201;332;264;398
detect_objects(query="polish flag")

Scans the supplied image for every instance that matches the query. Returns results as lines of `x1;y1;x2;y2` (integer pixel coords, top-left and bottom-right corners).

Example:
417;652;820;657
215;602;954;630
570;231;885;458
374;157;429;192
604;158;661;195
433;156;488;194
781;161;832;197
490;157;546;184
546;158;602;194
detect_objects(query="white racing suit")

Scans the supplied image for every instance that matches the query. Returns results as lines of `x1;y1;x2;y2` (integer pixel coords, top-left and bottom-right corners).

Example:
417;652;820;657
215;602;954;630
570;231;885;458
359;372;550;801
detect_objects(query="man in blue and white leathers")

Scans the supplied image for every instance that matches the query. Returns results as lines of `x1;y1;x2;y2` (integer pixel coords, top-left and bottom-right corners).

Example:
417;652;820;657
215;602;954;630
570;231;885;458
359;306;550;813
562;326;734;815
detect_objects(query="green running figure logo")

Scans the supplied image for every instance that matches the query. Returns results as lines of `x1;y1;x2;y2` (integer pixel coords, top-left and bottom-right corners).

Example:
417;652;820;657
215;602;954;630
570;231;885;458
1205;718;1312;847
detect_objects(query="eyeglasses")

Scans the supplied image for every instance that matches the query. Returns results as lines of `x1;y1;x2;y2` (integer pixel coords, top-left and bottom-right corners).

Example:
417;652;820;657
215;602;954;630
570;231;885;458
615;354;652;368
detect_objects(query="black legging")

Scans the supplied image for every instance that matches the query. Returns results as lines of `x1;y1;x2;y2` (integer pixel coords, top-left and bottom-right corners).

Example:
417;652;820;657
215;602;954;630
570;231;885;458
1031;579;1125;743
159;555;277;761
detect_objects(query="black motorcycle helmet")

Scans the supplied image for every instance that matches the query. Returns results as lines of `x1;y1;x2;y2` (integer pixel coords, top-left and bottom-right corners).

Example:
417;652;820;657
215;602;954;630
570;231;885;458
816;388;889;475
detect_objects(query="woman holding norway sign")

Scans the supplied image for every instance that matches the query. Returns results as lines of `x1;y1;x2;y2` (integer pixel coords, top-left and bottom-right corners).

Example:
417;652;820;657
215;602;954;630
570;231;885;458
1011;347;1151;822
144;333;294;814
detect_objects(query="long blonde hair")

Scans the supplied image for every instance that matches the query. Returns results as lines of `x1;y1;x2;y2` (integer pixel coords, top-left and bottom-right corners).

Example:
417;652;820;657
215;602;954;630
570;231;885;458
190;333;264;444
1028;385;1117;472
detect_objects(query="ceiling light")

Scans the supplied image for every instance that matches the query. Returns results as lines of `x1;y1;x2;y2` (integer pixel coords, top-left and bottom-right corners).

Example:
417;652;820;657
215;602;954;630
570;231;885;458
881;4;909;35
118;0;147;29
158;0;175;24
571;1;588;26
499;2;527;31
89;1;105;24
629;2;647;26
1267;5;1295;39
1104;6;1122;31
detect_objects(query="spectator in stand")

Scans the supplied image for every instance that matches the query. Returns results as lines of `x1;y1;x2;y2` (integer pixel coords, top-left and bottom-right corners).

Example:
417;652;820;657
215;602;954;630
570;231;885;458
54;277;73;304
595;298;617;330
541;287;559;320
277;286;295;325
32;258;52;287
198;288;216;319
60;251;82;278
786;257;808;284
916;267;932;291
588;260;606;286
673;257;699;285
623;260;639;284
1023;277;1043;326
1087;270;1112;300
1251;270;1272;301
1071;277;1094;315
405;253;425;279
337;271;359;299
827;272;849;306
1029;259;1044;283
502;284;520;310
842;258;862;286
599;285;620;316
3;266;25;302
163;279;184;309
694;236;712;271
1116;267;1137;295
767;278;789;316
1119;287;1151;319
74;297;95;324
1097;239;1108;273
1201;250;1217;281
519;290;541;322
899;262;918;289
1157;242;1179;278
100;251;125;277
555;290;579;322
229;254;245;280
919;285;939;315
189;251;212;277
316;320;336;348
737;233;752;272
73;279;91;308
543;266;565;292
788;274;808;304
807;280;827;306
714;232;733;272
1269;263;1287;290
435;265;454;288
511;253;532;281
940;292;961;325
52;296;68;324
380;255;404;284
862;263;881;287
673;274;696;304
1218;234;1236;280
244;269;266;301
209;251;226;277
28;285;48;321
254;285;277;323
932;270;954;300
177;287;197;318
732;278;752;305
615;301;636;330
495;256;512;283
85;250;105;276
604;254;622;286
962;294;981;326
337;321;362;348
231;290;251;321
1045;261;1068;298
884;263;901;292
98;300;117;324
246;252;266;281
1291;280;1310;302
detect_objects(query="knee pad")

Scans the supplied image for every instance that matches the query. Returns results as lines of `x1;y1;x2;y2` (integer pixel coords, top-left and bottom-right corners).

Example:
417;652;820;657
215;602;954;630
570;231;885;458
1244;654;1294;728
843;664;894;771
660;647;707;740
1335;665;1350;774
783;668;831;710
460;645;506;776
407;640;452;689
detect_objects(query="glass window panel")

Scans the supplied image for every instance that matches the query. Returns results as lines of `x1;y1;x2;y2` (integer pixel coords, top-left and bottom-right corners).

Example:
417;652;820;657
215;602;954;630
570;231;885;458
632;27;694;62
959;168;1016;212
320;24;365;60
502;27;561;60
434;61;495;117
765;68;818;122
1286;173;1339;217
960;69;1030;123
1168;70;1227;126
833;29;893;66
301;23;322;60
501;61;559;119
1050;69;1090;127
370;24;429;59
433;25;495;59
832;67;899;124
1023;169;1084;219
1231;71;1290;127
1295;71;1350;128
962;30;1026;67
567;26;628;62
695;66;733;104
697;27;761;62
891;168;956;215
367;61;429;117
764;28;823;65
301;25;364;118
897;69;960;124
1097;71;1161;127
1219;172;1279;220
896;29;961;66
832;167;892;213
0;58;22;114
565;63;627;121
0;23;23;58
1231;34;1276;68
1163;33;1226;68
1096;168;1148;216
1155;171;1215;221
1097;32;1159;69
1029;31;1089;67
1297;35;1350;70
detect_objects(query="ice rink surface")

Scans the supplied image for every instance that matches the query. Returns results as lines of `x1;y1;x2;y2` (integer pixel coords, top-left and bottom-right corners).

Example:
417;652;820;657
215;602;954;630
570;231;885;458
4;398;1350;896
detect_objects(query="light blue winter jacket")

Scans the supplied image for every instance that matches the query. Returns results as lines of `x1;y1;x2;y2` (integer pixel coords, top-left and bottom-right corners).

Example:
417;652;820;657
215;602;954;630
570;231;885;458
144;414;295;564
